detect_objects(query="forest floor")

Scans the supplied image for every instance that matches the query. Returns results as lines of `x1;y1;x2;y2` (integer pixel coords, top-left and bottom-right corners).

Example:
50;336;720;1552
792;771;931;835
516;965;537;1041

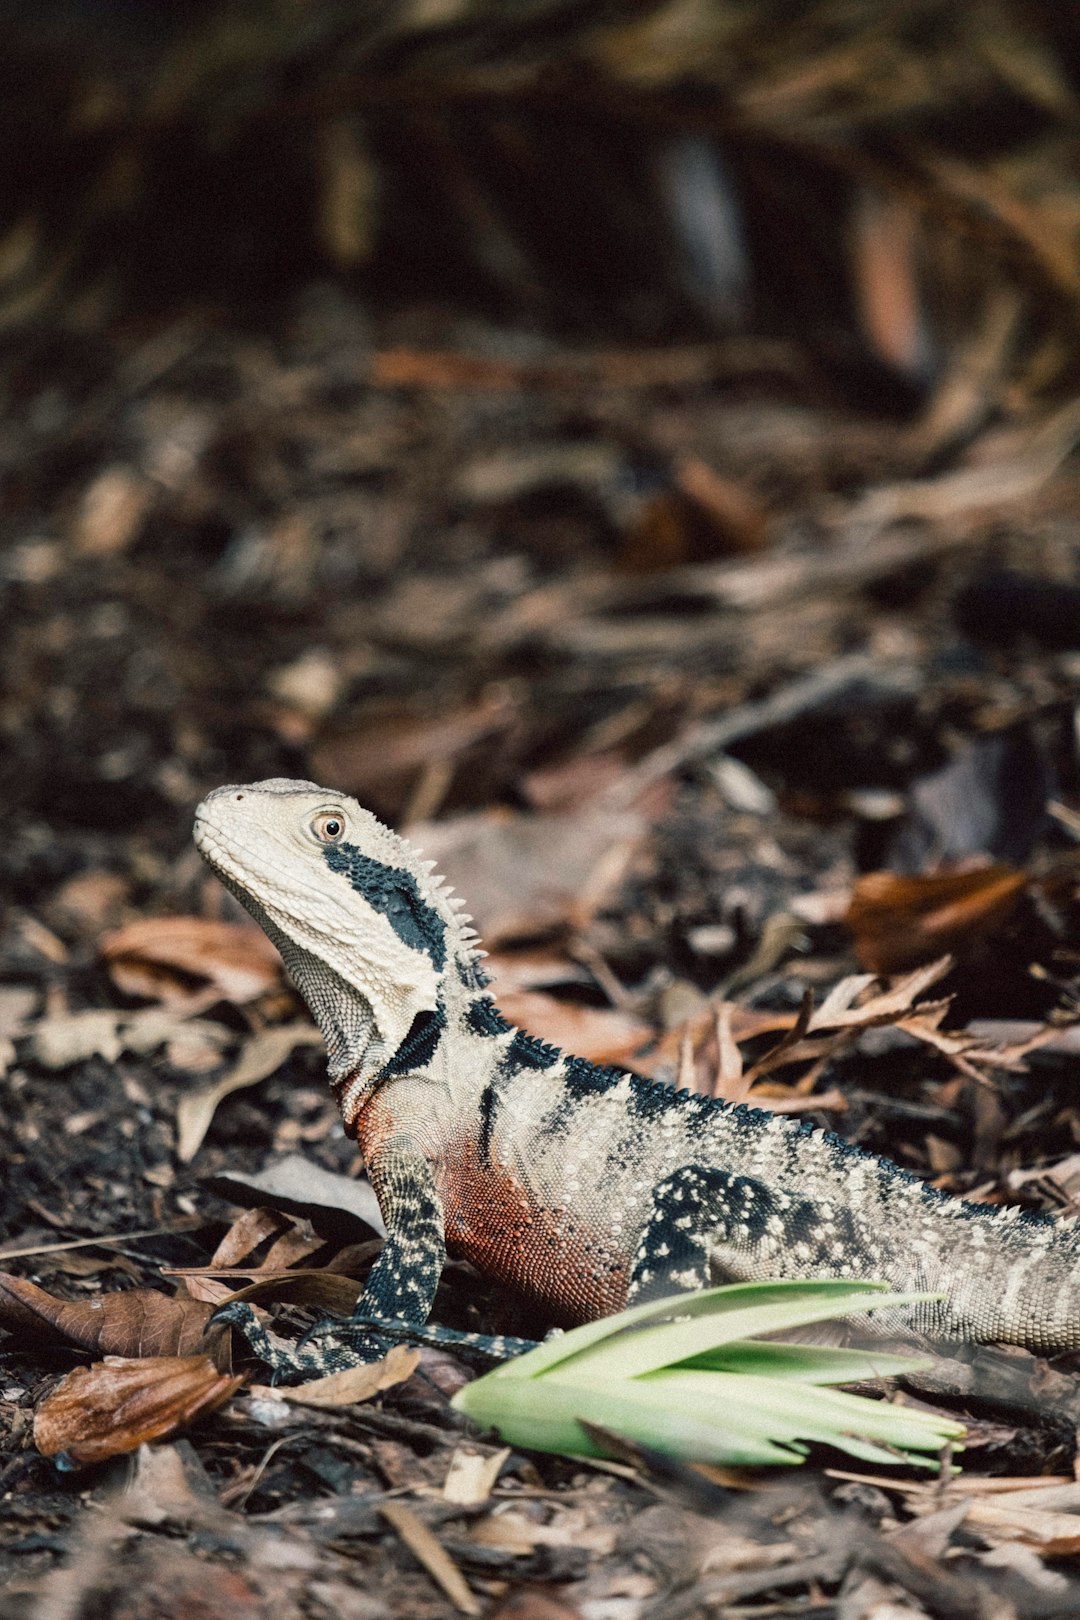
4;288;1080;1617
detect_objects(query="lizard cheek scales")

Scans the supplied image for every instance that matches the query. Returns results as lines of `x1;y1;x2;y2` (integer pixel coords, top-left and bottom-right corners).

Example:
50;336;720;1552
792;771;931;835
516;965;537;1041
195;779;1080;1383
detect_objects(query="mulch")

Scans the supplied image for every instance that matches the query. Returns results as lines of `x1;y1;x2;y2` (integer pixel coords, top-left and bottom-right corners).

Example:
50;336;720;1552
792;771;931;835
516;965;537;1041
4;287;1080;1617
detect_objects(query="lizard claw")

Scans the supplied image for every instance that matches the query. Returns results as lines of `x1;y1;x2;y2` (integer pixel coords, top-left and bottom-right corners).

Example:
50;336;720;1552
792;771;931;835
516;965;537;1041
295;1316;390;1365
207;1300;355;1384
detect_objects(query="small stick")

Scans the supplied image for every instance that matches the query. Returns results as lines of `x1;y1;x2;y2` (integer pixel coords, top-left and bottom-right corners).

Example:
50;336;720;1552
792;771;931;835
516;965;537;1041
0;1216;201;1263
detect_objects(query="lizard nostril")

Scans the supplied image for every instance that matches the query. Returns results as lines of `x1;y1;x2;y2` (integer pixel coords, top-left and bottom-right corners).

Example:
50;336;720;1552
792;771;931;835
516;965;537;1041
235;793;244;801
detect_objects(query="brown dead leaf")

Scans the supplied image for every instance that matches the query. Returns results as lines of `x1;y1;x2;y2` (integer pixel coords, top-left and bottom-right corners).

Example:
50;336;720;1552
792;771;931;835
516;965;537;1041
222;1269;362;1314
410;807;646;944
262;1226;325;1270
379;1499;480;1616
175;1023;323;1162
101;917;283;1005
34;1355;243;1467
645;961;970;1103
310;686;516;815
497;990;651;1065
810;958;954;1028
178;1208;295;1304
643;1003;800;1084
0;1274;213;1357
212;1207;294;1271
255;1342;419;1408
177;1210;326;1305
847;866;1028;973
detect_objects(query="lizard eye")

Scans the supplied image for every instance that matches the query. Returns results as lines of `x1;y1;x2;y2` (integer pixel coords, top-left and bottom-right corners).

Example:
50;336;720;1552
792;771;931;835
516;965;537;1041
310;811;346;844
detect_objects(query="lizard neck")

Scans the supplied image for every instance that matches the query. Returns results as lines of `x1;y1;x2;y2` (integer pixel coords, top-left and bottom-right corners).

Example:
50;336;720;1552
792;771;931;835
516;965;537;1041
313;935;493;1125
342;968;636;1153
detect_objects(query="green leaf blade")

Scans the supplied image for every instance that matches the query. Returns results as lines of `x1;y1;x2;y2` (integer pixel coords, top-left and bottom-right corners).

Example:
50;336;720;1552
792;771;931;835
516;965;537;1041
495;1279;897;1381
677;1339;932;1383
451;1279;964;1472
453;1365;962;1469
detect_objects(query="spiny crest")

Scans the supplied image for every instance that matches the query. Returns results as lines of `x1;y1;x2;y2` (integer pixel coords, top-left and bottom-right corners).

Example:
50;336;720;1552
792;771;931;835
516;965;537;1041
376;820;483;957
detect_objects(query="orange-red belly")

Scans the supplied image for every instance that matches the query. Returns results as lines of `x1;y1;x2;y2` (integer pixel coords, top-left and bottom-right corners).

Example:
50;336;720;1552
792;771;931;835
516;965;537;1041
353;1090;629;1326
437;1138;630;1326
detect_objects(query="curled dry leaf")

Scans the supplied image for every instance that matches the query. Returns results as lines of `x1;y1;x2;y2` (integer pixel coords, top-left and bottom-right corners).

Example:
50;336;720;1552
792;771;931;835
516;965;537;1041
847;866;1028;973
255;1341;420;1408
0;1273;213;1357
808;957;953;1028
646;959;963;1101
34;1355;243;1467
100;916;283;1005
212;1207;298;1269
177;1207;298;1304
222;1269;362;1314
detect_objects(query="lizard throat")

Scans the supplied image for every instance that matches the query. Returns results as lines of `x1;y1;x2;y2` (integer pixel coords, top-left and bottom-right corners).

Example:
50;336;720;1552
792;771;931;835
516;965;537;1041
334;1004;448;1132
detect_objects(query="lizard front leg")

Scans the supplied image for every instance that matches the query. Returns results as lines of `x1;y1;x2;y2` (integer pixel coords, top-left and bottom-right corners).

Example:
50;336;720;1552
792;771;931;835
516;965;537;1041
212;1140;446;1382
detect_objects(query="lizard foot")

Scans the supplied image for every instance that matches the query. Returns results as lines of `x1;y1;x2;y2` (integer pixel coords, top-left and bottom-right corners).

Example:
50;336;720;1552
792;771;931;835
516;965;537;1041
207;1300;383;1384
210;1300;539;1382
302;1312;540;1370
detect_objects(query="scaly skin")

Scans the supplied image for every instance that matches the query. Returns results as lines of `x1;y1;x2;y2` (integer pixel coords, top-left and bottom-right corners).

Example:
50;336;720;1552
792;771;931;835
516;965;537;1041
194;778;1080;1380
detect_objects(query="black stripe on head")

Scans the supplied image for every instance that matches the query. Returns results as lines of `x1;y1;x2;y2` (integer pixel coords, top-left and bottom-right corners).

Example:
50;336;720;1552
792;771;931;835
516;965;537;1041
325;844;447;970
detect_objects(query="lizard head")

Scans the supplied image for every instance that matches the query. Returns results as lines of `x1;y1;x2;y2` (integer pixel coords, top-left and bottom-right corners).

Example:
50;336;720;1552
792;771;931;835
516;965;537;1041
193;779;470;1094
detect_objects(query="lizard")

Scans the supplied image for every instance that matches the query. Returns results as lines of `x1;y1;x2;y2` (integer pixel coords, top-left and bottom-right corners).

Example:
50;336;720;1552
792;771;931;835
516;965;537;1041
194;777;1080;1380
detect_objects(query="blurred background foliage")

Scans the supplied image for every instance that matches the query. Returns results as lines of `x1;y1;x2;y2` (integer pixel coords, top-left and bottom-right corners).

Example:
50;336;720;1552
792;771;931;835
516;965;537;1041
4;0;1080;412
